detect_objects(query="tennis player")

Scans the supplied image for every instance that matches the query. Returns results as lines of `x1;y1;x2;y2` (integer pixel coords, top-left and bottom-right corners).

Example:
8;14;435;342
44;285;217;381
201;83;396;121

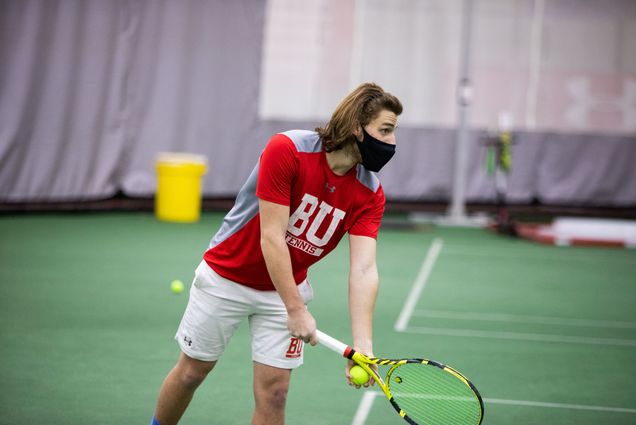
151;82;403;425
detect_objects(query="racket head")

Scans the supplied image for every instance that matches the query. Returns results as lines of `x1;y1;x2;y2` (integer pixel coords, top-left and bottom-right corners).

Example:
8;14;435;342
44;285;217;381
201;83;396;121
385;358;484;425
317;331;483;425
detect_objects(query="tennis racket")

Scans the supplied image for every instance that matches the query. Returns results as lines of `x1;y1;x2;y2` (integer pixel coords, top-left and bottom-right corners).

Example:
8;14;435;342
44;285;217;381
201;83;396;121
316;330;484;425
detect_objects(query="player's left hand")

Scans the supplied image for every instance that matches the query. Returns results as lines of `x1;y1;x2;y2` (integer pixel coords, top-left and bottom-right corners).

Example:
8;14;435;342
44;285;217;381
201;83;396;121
346;358;376;388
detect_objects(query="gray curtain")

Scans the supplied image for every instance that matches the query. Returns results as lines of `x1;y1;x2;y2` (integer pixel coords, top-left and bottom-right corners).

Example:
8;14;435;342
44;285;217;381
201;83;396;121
1;0;266;201
1;0;635;206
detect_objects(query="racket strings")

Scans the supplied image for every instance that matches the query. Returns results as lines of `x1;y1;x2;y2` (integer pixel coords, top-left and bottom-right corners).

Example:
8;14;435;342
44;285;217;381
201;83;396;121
387;363;482;425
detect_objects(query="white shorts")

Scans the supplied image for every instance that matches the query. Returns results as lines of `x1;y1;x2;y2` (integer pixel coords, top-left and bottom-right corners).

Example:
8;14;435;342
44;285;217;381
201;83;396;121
175;261;314;369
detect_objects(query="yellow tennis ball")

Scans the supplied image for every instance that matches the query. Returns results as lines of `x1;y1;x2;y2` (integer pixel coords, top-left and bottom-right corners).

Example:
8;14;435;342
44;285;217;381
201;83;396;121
170;279;184;294
350;365;369;385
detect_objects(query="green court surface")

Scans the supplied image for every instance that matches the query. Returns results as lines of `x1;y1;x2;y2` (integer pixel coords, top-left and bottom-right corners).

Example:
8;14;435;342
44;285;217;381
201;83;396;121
1;212;635;425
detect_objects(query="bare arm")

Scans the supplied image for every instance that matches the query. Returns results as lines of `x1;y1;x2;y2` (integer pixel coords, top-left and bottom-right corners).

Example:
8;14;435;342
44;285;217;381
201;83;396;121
259;199;317;345
346;234;379;386
348;234;378;353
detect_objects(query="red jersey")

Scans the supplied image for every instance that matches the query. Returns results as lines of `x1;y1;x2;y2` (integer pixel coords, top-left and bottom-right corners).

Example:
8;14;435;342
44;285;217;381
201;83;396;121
203;130;385;290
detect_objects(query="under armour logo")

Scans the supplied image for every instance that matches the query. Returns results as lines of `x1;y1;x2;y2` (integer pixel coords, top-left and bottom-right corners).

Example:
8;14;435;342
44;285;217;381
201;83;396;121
566;77;636;131
183;336;193;347
324;182;336;193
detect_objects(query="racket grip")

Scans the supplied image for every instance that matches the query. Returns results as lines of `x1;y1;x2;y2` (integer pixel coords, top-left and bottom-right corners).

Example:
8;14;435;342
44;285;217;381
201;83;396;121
316;330;350;357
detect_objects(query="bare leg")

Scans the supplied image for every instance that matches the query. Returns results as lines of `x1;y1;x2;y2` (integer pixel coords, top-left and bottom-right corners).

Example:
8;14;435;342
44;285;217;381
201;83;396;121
153;352;217;425
251;362;292;425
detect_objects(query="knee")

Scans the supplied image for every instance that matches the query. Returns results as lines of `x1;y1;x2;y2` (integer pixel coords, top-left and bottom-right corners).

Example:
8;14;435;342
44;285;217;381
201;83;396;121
177;367;207;390
261;382;289;410
175;357;215;390
253;364;291;413
270;384;289;409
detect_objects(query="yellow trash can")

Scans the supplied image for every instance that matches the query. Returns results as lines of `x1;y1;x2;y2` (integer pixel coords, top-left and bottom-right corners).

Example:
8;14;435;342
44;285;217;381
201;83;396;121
155;153;208;223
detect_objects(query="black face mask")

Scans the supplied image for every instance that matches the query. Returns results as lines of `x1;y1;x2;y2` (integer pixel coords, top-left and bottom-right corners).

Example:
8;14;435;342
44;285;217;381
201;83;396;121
356;127;396;172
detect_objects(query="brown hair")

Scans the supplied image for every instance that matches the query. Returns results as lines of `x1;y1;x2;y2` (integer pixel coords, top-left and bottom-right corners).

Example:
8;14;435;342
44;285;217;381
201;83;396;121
316;82;403;152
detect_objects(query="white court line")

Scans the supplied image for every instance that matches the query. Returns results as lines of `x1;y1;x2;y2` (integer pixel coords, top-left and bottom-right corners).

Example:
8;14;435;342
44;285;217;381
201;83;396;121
351;391;377;425
405;326;636;347
394;238;443;332
412;310;636;329
441;247;632;265
351;392;636;425
484;398;636;414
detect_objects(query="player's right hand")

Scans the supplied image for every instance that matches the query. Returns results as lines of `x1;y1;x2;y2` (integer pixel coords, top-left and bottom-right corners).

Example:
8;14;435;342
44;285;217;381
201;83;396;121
287;307;317;345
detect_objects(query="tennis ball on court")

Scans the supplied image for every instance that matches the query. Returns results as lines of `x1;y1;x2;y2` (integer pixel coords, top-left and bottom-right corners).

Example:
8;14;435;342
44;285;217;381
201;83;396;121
349;365;370;385
170;279;185;294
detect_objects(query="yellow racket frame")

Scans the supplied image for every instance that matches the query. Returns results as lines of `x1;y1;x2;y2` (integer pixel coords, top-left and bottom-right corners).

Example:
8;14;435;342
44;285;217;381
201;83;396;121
317;330;484;425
